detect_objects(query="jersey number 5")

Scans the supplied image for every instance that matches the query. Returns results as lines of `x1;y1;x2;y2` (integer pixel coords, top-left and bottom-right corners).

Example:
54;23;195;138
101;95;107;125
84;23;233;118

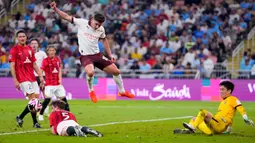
62;112;70;120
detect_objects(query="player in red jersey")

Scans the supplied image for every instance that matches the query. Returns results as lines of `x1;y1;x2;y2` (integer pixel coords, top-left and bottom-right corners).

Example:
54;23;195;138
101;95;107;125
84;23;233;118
49;100;103;137
50;1;135;103
39;45;70;121
9;29;44;128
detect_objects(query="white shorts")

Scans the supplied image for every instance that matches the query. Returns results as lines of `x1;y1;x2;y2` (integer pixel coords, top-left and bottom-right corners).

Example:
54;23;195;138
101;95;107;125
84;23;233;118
57;120;79;136
45;85;66;98
20;81;40;96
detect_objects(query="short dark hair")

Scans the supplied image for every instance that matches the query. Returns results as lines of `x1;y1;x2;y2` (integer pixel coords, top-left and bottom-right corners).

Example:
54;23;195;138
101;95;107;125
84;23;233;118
219;81;235;93
94;13;105;23
51;100;66;109
29;38;40;44
16;29;27;37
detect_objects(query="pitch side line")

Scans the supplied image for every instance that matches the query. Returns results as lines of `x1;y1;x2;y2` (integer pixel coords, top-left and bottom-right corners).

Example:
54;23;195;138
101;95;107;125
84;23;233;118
0;116;192;136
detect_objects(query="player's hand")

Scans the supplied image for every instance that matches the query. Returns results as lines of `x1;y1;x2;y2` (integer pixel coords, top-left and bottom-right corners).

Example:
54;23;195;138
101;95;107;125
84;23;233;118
58;79;62;85
109;55;116;62
243;115;254;127
14;80;20;90
50;1;57;10
39;77;45;89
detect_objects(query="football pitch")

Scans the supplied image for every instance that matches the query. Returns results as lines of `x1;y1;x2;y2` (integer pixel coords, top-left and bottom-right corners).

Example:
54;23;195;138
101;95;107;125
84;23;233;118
0;100;254;143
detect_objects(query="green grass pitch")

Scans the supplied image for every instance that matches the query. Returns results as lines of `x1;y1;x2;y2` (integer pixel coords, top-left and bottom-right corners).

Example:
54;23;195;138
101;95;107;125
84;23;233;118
0;100;254;143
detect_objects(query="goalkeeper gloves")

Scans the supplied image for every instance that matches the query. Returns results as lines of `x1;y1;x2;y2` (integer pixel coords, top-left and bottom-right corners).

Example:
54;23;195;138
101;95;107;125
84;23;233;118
243;114;254;127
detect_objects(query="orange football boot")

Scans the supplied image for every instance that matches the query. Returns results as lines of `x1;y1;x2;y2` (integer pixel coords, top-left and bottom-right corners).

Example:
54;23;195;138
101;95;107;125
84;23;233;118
118;91;135;98
89;91;98;103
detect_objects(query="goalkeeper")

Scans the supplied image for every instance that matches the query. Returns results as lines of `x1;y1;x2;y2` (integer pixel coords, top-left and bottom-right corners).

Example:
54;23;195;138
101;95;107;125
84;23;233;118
174;81;254;135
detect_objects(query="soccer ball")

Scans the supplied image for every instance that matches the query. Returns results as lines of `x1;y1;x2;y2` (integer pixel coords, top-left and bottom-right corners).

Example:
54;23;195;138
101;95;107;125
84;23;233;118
28;98;42;112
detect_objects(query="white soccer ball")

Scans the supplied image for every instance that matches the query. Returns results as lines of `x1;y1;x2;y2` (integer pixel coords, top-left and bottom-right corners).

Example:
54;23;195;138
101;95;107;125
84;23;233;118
28;98;42;112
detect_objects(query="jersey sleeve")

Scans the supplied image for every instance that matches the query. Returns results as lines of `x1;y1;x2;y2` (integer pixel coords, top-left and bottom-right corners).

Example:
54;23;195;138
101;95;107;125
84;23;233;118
100;27;106;38
9;48;16;63
73;17;87;27
41;59;47;71
230;97;242;109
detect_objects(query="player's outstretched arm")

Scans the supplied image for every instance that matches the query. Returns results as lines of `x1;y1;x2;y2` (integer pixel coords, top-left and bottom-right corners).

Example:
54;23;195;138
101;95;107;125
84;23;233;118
101;38;114;62
33;62;45;87
50;1;72;23
236;106;254;127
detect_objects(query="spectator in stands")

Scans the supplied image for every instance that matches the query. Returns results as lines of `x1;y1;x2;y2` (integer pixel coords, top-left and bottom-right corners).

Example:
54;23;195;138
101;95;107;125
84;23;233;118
203;55;214;78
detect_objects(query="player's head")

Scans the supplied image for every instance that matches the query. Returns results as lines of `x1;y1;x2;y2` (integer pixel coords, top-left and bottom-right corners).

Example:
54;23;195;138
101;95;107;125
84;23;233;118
16;29;27;46
51;100;66;111
90;13;105;30
46;44;56;58
29;38;40;52
219;81;235;99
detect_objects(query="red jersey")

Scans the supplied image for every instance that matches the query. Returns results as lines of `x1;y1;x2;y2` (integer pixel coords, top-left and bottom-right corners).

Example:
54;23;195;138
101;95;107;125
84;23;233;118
49;110;77;134
9;44;36;83
41;57;61;86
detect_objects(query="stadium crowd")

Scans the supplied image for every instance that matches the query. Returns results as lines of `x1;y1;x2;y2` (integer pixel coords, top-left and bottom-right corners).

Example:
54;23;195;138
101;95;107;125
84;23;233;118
1;0;255;78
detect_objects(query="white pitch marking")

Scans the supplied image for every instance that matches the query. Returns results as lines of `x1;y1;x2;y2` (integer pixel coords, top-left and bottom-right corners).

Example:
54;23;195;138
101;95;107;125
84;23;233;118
0;116;192;136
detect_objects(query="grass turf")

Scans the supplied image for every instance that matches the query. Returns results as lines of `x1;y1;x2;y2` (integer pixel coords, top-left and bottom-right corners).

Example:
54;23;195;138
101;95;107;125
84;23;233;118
0;100;254;143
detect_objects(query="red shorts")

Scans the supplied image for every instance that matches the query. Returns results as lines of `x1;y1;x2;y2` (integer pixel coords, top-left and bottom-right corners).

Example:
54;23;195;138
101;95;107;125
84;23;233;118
80;53;113;70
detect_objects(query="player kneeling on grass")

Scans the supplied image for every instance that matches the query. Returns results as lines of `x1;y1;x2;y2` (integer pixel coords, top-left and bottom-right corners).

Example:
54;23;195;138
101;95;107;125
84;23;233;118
39;45;70;121
174;81;254;135
49;100;103;137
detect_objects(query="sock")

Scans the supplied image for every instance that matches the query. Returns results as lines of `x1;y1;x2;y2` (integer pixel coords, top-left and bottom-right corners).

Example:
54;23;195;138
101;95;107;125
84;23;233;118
19;105;30;119
113;74;125;93
66;126;76;136
61;97;70;111
44;106;49;115
86;75;94;92
40;98;51;115
31;111;38;125
193;109;208;128
197;121;213;135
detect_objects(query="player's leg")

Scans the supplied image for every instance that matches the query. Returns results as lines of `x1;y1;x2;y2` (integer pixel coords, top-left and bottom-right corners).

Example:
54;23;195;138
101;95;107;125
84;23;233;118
80;55;97;103
37;76;50;115
183;109;213;133
56;85;70;111
39;86;52;121
16;82;39;127
208;116;228;134
57;120;86;137
29;82;41;128
84;64;97;103
188;117;213;135
80;126;103;137
103;63;135;98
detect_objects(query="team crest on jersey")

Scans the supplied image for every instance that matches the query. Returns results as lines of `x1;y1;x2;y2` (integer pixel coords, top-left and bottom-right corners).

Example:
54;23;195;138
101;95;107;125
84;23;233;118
24;57;31;63
28;50;32;57
52;68;58;73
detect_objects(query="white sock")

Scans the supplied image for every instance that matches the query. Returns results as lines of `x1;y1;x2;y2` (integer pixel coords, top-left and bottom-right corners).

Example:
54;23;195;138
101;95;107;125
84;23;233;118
44;106;49;114
86;75;94;92
113;74;125;93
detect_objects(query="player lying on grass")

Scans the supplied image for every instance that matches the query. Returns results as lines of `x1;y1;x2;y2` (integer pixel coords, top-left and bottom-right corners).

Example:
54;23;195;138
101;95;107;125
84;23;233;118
39;45;70;121
50;1;135;103
174;81;254;135
49;100;103;137
10;29;44;128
